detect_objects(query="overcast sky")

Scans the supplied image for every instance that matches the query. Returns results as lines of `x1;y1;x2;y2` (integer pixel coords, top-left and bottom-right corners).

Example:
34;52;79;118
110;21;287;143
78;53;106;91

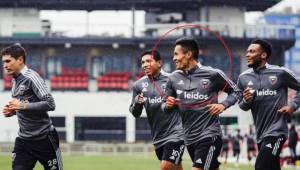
267;0;300;13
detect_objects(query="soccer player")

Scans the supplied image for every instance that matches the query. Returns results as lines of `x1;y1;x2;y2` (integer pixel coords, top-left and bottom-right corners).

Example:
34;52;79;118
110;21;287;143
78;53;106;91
163;37;241;170
231;129;243;166
245;125;257;163
220;126;230;164
288;124;298;165
1;44;63;170
237;39;300;170
129;50;185;170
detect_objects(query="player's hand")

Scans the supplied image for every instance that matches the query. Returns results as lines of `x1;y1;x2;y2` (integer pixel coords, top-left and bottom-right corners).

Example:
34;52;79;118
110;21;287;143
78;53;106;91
137;93;144;104
207;104;225;116
2;104;16;117
166;96;177;109
278;106;294;116
8;98;23;111
243;87;254;103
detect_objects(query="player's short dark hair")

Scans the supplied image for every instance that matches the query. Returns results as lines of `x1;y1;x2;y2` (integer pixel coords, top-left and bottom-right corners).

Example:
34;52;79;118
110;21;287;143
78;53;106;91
141;49;161;61
1;44;26;63
175;37;199;60
251;39;272;58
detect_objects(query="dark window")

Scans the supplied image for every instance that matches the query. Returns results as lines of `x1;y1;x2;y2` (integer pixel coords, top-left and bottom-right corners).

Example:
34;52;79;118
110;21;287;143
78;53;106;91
200;55;240;82
220;116;238;125
92;56;132;77
51;116;66;127
135;117;151;141
27;55;43;76
61;56;86;68
75;117;126;141
50;116;66;141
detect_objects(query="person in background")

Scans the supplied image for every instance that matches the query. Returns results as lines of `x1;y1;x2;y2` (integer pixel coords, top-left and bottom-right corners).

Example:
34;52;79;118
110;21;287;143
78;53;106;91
232;129;243;166
221;125;230;164
288;124;298;165
245;125;257;164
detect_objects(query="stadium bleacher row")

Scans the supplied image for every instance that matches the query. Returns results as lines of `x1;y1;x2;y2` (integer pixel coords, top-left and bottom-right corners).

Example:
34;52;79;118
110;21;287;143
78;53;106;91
3;76;12;91
97;72;131;91
2;69;144;91
51;68;89;90
1;55;241;91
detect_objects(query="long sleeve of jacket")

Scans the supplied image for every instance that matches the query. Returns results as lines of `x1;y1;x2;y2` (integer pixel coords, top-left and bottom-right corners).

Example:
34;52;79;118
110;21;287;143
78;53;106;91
237;76;252;111
129;84;143;118
22;75;55;111
284;68;300;111
215;70;242;109
161;77;177;113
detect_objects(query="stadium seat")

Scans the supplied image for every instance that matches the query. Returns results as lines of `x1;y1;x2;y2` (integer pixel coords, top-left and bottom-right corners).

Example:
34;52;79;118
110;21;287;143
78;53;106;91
50;67;89;91
97;72;130;91
135;72;144;80
3;76;13;90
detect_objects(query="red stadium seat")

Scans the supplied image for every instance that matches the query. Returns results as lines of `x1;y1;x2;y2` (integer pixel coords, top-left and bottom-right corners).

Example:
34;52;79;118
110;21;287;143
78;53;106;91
3;76;13;90
97;72;130;91
50;72;88;91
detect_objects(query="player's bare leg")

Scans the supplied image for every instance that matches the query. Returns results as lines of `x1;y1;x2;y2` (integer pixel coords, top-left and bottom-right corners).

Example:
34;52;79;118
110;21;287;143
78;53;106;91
161;160;182;170
177;164;183;170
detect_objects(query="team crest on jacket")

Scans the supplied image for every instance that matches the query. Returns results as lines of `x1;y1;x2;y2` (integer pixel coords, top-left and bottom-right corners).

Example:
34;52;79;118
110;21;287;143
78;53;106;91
268;76;277;85
16;84;27;95
201;79;210;89
142;82;149;88
141;82;149;92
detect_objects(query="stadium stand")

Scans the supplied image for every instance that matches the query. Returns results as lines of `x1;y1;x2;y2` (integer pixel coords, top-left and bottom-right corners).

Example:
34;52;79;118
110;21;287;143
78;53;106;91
51;67;88;90
3;76;13;90
97;71;130;91
135;72;145;81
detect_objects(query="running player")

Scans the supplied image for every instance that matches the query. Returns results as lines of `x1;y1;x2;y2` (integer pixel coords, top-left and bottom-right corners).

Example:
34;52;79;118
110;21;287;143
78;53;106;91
245;125;257;163
237;39;300;170
220;126;230;164
163;37;241;170
129;50;185;170
1;44;63;170
231;129;243;166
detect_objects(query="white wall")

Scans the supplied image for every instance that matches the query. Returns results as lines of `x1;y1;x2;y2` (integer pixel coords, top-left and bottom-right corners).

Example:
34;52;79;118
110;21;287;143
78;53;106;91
206;6;245;24
0;8;41;36
0;91;252;142
0;91;139;142
200;6;245;37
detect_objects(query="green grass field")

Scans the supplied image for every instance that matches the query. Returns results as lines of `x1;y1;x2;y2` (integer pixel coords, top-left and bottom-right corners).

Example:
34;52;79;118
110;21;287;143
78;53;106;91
0;154;295;170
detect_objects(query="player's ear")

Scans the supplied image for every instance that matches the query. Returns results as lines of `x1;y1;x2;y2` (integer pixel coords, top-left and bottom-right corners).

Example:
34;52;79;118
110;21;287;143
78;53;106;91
261;52;267;60
186;51;193;59
17;56;24;64
157;60;162;67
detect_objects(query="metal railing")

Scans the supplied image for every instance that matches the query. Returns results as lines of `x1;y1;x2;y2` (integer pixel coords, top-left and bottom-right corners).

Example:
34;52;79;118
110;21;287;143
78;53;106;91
0;21;295;39
144;22;295;39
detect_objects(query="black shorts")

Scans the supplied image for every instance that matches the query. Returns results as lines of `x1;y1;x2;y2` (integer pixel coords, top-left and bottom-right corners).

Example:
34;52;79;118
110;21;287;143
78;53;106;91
233;148;240;156
155;140;185;165
187;136;222;170
255;135;286;170
222;145;229;152
247;146;256;152
12;129;63;170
